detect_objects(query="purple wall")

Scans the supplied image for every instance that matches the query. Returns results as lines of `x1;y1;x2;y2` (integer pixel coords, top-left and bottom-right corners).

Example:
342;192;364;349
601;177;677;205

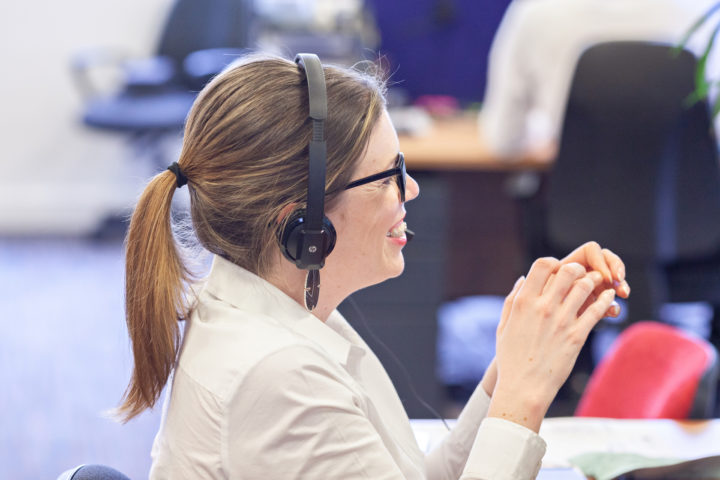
366;0;512;103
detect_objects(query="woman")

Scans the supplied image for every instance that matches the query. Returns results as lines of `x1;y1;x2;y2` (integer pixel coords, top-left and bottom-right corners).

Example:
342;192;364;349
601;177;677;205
120;53;629;479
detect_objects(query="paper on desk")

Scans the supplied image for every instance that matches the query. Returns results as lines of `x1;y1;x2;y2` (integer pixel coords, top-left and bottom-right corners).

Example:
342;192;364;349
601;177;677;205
539;418;720;479
569;453;720;480
540;417;720;463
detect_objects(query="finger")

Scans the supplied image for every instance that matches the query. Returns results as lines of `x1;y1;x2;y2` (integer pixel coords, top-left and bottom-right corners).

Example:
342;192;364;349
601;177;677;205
563;241;612;284
577;291;596;317
584;242;613;283
575;271;605;314
577;289;616;335
544;262;587;303
602;248;625;282
580;295;621;318
613;279;631;299
521;257;560;297
606;300;621;318
498;276;525;336
562;274;600;314
602;248;631;298
541;273;555;295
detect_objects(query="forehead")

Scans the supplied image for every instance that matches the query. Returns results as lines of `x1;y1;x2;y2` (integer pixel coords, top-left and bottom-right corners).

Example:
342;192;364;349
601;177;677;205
354;110;399;176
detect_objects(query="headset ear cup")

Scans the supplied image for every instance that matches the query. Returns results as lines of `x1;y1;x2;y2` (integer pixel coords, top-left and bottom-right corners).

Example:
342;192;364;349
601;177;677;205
280;210;305;263
279;209;337;267
322;216;337;256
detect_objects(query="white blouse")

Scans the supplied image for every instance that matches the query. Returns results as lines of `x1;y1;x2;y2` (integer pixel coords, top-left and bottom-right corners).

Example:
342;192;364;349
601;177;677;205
149;255;546;479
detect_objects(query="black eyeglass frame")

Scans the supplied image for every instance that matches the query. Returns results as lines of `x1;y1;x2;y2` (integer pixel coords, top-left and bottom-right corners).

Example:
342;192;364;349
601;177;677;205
343;152;406;202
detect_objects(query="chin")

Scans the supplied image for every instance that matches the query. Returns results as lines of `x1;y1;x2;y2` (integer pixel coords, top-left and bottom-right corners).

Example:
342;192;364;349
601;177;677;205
385;258;406;280
361;262;406;290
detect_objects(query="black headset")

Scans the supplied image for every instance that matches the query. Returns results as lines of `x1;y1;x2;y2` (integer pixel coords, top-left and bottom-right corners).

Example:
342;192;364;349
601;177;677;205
279;54;337;288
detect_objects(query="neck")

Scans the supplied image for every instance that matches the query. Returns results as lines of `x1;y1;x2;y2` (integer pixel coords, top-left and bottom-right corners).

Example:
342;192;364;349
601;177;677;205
265;259;350;322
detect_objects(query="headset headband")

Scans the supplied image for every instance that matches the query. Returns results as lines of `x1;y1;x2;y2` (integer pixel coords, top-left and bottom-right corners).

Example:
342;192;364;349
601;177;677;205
294;53;327;237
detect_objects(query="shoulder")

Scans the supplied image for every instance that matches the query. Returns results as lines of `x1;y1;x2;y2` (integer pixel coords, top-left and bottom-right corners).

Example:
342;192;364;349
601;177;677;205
493;0;562;54
179;296;343;402
234;344;359;404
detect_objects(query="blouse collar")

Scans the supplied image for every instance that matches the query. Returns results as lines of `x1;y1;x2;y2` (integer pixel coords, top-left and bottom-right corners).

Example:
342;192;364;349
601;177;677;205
202;255;364;370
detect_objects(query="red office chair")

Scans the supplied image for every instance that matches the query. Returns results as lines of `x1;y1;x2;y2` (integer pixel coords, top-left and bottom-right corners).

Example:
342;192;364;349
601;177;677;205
575;321;719;419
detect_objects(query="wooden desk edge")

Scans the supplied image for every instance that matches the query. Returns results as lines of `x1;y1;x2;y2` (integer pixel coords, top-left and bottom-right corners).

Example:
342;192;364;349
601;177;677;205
398;116;554;172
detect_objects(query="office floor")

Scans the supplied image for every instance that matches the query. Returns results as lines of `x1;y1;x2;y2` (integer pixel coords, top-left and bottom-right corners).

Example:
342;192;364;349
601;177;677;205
0;237;161;479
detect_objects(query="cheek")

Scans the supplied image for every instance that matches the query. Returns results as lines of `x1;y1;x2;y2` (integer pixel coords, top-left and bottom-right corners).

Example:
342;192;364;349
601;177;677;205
328;190;398;256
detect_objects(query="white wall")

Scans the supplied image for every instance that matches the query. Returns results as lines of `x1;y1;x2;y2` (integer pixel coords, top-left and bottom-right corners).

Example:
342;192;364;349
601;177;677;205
0;0;174;234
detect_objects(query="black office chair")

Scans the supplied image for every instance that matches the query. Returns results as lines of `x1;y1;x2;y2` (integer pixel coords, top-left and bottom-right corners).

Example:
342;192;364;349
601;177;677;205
541;41;720;324
57;464;131;480
71;0;252;165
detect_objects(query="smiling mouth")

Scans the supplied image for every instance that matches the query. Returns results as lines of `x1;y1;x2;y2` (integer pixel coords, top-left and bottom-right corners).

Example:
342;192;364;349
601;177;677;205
387;221;407;238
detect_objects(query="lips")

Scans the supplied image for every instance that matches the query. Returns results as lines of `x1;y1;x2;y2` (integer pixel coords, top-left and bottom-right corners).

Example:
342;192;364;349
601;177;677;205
387;220;407;238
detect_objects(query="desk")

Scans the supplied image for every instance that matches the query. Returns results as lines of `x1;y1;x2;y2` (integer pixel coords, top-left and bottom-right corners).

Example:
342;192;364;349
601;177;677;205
539;417;720;468
399;115;554;171
411;417;720;478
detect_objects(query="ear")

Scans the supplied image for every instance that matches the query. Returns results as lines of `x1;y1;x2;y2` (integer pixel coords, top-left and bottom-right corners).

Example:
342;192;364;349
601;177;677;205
276;203;298;225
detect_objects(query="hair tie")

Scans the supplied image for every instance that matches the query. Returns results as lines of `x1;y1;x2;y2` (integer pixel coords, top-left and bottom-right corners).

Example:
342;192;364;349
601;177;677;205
167;162;188;188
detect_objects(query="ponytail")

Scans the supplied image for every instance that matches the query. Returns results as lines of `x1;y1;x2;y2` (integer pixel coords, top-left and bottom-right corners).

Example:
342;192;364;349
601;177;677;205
118;170;193;422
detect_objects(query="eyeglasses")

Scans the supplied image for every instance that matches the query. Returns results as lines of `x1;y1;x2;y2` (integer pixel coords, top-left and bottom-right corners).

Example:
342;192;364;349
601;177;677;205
344;152;406;202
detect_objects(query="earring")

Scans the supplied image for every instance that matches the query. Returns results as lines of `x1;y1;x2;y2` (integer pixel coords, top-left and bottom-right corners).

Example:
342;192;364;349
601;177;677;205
304;269;320;311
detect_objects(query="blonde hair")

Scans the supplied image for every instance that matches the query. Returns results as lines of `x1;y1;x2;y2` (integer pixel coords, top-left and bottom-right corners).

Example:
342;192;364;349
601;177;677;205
118;54;387;421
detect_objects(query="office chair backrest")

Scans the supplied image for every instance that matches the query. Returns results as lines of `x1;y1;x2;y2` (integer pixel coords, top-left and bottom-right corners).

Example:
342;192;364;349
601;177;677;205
547;41;720;261
576;321;719;419
155;0;250;67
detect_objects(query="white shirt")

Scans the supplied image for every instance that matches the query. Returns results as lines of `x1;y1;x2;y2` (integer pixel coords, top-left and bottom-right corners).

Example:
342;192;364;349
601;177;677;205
150;255;546;479
479;0;718;156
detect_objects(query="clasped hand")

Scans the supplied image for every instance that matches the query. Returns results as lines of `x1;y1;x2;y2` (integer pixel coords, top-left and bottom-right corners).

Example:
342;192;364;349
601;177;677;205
484;242;630;432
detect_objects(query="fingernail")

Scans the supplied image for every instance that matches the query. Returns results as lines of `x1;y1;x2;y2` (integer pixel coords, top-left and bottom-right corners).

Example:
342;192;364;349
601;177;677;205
617;266;625;281
621;281;631;296
608;301;620;317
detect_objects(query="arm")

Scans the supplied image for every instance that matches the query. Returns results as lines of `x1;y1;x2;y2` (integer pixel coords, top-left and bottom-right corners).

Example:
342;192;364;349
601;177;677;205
431;244;625;479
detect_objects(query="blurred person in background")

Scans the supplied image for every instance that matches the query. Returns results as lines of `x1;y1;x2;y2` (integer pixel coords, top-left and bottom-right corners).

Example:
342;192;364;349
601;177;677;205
119;53;628;479
479;0;718;157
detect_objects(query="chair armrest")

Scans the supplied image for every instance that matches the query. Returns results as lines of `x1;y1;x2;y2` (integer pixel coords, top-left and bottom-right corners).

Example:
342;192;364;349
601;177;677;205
70;47;178;99
182;47;250;90
70;46;131;99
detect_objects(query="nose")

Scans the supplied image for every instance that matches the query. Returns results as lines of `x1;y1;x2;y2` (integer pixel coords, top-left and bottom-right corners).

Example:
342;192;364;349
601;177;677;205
405;173;420;202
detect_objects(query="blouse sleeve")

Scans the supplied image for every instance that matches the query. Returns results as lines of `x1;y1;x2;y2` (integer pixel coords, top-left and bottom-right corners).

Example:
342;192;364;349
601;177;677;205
426;385;546;480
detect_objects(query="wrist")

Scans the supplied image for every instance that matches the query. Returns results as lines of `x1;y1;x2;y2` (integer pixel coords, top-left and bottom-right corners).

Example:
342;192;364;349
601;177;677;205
487;383;552;433
480;359;498;397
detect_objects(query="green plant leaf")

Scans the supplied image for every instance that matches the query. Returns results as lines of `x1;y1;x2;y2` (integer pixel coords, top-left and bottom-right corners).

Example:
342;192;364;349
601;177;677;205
684;21;720;107
711;83;720;117
675;1;720;55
